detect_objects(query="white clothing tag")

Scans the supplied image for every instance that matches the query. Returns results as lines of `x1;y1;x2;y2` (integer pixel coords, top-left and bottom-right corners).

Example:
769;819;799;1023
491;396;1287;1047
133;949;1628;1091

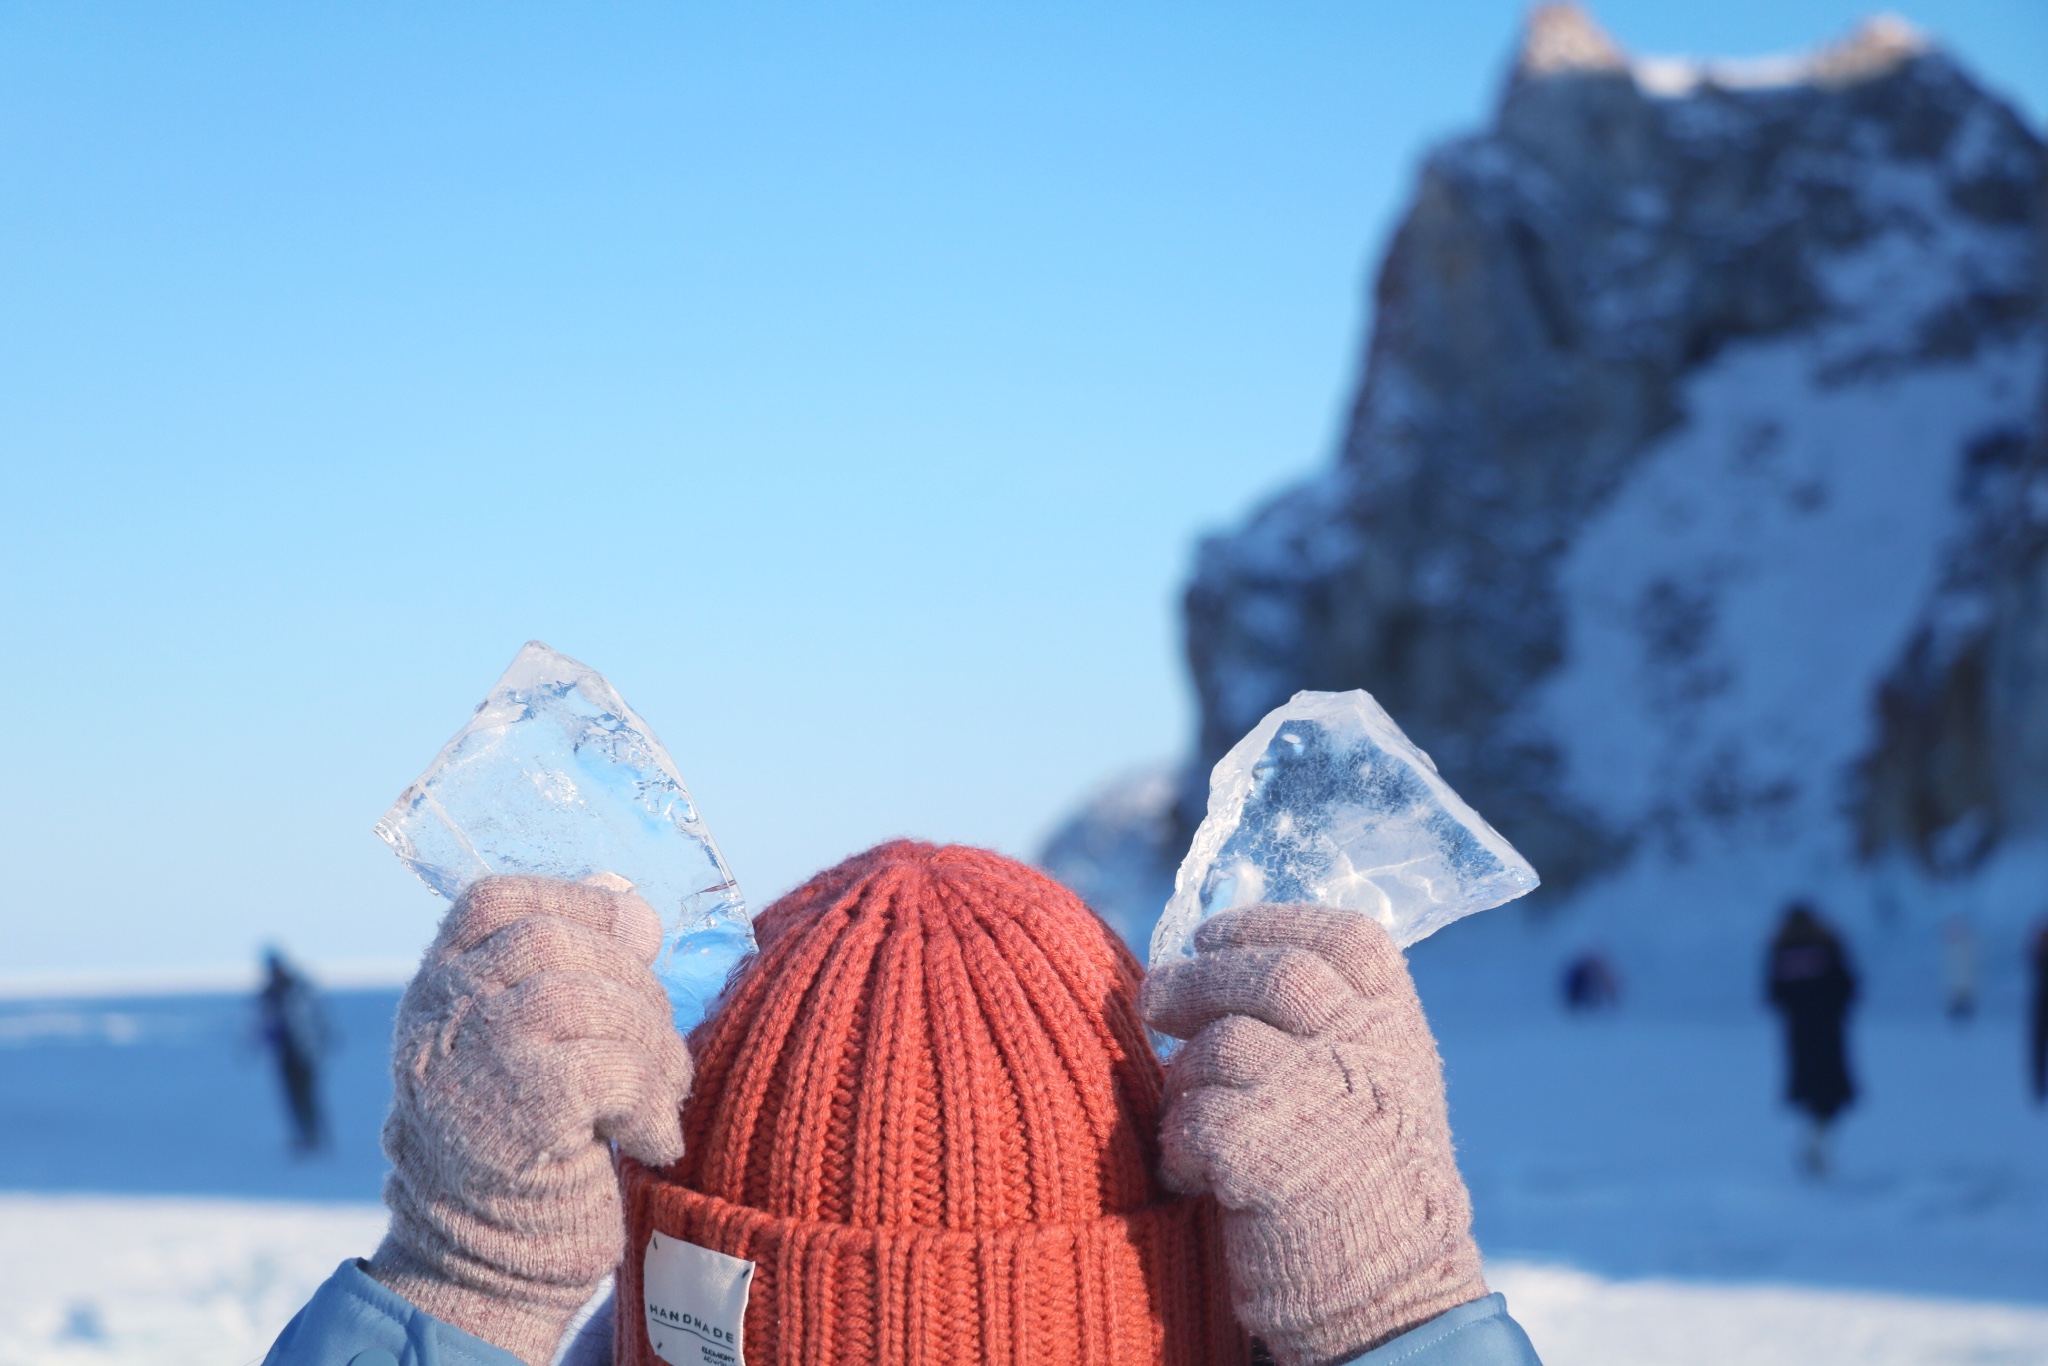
643;1231;755;1366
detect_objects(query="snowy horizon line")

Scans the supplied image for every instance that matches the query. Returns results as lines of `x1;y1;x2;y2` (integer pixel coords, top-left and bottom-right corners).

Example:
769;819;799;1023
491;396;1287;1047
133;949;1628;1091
0;956;418;1002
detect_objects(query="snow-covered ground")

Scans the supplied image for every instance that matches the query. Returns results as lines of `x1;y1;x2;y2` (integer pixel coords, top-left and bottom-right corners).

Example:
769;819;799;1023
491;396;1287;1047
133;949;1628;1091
2;1194;2040;1366
1424;999;2048;1302
3;980;2044;1364
0;1193;385;1366
1491;1263;2048;1365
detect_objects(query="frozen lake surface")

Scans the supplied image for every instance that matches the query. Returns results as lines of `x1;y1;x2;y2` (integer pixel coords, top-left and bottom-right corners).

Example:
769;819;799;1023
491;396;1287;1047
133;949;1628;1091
0;987;400;1201
1436;1013;2048;1304
1;977;2043;1363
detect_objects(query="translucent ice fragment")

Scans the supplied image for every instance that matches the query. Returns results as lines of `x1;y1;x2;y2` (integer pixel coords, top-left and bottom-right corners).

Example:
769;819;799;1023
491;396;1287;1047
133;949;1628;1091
374;641;751;1031
1150;690;1538;971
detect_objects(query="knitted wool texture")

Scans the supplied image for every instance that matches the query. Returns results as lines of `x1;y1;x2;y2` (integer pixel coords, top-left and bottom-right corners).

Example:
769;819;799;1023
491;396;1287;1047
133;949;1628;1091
371;875;694;1366
1142;905;1489;1366
619;841;1243;1366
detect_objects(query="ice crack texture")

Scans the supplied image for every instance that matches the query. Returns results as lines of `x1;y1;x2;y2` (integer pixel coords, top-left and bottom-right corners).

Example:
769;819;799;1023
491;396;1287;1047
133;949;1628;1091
374;641;752;1032
1151;690;1539;969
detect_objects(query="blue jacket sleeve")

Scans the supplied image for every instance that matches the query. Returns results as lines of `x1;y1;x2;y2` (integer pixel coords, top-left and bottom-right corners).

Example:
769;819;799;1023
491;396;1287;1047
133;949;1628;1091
262;1260;530;1366
1332;1294;1542;1366
264;1264;1537;1366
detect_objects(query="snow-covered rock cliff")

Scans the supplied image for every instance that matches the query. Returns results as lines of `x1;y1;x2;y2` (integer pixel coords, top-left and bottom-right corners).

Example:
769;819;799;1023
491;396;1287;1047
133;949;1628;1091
1044;8;2047;1002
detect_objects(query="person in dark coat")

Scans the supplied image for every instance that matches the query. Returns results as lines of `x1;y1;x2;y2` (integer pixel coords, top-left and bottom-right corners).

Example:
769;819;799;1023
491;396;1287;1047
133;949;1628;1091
1562;951;1621;1012
1765;902;1858;1176
2029;920;2048;1106
256;948;331;1153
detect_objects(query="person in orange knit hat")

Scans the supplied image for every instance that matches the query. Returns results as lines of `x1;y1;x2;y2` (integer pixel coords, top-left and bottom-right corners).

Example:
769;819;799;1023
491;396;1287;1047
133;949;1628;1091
265;841;1541;1366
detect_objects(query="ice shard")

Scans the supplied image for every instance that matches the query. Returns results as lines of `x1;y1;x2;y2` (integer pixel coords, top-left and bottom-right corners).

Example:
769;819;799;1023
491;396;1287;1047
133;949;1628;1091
1150;690;1538;971
375;641;751;1031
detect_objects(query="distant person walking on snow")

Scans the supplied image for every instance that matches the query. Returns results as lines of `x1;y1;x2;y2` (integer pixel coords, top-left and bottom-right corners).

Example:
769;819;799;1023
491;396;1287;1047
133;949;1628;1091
1561;951;1620;1012
1765;902;1858;1176
1941;916;1977;1022
2030;920;2048;1106
256;949;331;1153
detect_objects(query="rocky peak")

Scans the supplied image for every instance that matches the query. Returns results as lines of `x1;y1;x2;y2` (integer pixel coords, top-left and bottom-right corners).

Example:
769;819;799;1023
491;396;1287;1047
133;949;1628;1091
1045;11;2045;960
1514;6;1929;94
1808;15;1931;89
1514;4;1628;81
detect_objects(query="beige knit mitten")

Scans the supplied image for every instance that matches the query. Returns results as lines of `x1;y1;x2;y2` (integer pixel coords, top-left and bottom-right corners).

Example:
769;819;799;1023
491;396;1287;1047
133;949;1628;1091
1141;904;1487;1366
368;875;695;1365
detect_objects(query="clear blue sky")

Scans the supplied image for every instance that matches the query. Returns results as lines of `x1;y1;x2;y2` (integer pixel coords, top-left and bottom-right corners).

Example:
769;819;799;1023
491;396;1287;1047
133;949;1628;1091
3;2;2042;977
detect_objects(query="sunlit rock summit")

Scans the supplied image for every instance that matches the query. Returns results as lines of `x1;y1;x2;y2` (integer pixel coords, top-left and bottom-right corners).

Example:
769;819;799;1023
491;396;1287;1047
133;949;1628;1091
1044;7;2047;998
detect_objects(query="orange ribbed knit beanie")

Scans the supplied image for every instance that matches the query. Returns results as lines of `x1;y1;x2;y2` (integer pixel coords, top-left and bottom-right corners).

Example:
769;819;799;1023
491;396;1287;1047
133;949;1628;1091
618;841;1244;1366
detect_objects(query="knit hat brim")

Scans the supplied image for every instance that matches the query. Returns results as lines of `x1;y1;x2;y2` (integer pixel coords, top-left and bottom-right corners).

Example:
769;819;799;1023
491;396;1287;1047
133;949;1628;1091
618;1158;1242;1366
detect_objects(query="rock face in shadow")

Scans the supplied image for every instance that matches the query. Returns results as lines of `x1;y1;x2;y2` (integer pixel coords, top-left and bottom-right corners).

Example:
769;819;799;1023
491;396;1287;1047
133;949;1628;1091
1045;7;2046;946
1856;190;2048;874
